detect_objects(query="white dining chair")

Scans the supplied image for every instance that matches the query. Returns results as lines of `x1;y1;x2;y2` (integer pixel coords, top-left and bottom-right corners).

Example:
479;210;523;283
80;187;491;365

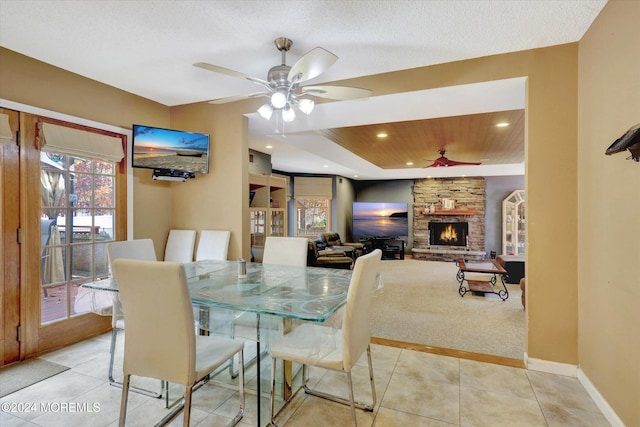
262;236;308;266
106;239;163;398
233;236;308;370
113;259;245;427
195;230;231;261
164;229;196;263
268;249;382;427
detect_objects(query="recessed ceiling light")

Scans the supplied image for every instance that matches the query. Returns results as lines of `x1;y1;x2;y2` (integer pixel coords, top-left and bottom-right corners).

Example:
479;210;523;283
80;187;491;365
406;161;414;166
323;165;329;168
496;122;510;127
354;174;359;178
376;132;388;138
265;145;273;149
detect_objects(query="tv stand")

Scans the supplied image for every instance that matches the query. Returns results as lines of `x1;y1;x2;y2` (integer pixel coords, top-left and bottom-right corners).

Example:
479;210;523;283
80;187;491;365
152;169;195;182
362;236;405;260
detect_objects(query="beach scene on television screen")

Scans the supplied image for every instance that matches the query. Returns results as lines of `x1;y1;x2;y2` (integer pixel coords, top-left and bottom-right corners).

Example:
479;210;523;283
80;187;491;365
353;202;408;239
133;126;209;173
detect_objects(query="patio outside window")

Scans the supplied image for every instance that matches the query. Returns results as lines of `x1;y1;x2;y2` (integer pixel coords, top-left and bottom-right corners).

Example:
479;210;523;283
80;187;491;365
40;152;116;324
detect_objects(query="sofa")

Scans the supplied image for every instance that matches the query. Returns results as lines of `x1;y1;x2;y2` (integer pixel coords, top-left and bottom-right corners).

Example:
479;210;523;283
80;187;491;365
307;240;353;270
318;232;365;257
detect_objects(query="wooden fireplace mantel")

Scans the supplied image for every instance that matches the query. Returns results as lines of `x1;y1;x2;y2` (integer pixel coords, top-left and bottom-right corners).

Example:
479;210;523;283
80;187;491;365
418;208;476;216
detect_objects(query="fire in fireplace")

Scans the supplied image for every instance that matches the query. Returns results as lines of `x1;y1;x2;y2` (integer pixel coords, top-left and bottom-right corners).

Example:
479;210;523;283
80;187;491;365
430;222;469;247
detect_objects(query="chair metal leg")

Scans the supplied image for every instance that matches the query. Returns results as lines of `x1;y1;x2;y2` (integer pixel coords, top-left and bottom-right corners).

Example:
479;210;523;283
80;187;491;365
269;357;278;426
365;345;377;409
182;387;193;427
302;345;377;416
118;374;130;427
109;327;164;398
345;372;357;427
230;348;245;426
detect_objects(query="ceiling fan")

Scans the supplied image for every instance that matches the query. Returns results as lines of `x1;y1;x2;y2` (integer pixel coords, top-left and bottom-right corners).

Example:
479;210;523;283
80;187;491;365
194;37;372;123
424;150;482;167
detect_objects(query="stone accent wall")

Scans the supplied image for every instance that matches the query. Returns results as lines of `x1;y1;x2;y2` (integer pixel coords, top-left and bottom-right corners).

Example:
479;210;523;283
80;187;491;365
413;177;486;261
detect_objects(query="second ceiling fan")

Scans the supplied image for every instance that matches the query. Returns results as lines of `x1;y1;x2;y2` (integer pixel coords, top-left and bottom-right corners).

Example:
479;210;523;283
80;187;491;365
424;150;482;167
194;37;372;123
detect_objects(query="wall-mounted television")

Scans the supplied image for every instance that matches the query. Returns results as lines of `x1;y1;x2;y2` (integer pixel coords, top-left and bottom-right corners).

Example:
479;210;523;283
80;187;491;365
352;202;409;240
132;124;210;175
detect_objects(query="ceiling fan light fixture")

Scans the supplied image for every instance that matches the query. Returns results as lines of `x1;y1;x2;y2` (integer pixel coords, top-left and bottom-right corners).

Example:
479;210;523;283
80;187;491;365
282;105;296;122
257;103;274;120
271;90;288;109
297;98;315;115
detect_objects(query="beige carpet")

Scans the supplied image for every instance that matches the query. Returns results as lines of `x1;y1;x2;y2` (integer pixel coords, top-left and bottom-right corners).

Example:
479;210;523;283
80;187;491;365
371;259;526;360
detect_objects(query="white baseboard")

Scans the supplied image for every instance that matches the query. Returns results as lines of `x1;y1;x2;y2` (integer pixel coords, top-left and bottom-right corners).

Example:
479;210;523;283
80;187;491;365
577;368;625;427
524;354;579;377
523;353;624;427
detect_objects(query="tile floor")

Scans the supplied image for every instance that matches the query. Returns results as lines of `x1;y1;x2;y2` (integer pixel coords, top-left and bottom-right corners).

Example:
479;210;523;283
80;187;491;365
0;332;610;426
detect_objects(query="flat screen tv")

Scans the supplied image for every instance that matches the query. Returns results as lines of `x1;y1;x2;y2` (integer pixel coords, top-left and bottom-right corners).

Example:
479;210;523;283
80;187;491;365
131;124;210;174
352;202;409;240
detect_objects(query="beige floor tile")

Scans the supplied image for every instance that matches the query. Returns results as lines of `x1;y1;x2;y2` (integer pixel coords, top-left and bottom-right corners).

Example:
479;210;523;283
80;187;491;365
380;372;459;425
0;411;40;426
395;349;460;384
312;364;391;409
374;406;456;426
459;386;546;427
540;402;610;427
356;344;402;372
0;370;104;421
280;395;375;427
1;332;612;427
460;359;535;400
39;337;107;368
527;370;600;413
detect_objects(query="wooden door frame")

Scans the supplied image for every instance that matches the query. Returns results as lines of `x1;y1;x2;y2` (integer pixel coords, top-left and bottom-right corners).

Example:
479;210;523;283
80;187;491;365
19;113;124;358
1;108;21;365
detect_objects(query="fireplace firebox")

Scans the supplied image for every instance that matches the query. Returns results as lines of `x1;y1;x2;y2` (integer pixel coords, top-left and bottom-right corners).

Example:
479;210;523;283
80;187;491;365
430;222;468;247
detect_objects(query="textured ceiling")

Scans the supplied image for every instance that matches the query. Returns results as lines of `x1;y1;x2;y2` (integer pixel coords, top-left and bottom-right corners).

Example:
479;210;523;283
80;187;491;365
0;0;606;179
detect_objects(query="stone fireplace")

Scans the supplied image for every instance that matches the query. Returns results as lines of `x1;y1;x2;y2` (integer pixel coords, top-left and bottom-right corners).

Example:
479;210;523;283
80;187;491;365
412;177;486;261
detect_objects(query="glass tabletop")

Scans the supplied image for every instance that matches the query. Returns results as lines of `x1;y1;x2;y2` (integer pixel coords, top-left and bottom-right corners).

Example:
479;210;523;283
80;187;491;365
457;259;506;274
81;260;353;323
187;260;352;322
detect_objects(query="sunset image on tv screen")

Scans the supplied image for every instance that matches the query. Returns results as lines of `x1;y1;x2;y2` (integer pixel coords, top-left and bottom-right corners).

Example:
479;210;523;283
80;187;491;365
352;202;408;239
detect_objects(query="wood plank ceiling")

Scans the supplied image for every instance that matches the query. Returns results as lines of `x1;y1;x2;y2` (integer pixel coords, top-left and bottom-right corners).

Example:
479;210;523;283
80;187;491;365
317;109;525;169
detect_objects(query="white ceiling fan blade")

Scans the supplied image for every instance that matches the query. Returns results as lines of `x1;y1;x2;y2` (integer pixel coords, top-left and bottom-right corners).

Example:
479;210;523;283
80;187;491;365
300;85;372;101
287;47;338;84
193;62;271;88
208;92;270;104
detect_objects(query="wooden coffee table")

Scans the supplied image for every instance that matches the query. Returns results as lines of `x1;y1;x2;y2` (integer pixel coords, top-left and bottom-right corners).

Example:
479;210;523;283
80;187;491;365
456;258;509;301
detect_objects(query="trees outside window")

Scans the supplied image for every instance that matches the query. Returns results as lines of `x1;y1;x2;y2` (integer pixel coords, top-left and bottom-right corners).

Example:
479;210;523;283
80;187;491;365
40;152;115;324
294;198;331;237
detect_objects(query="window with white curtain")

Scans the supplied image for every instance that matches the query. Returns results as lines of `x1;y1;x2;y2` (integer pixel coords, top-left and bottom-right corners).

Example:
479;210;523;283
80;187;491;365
293;177;333;237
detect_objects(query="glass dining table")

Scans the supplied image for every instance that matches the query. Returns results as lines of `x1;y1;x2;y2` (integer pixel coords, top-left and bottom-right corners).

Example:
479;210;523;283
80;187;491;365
78;259;353;426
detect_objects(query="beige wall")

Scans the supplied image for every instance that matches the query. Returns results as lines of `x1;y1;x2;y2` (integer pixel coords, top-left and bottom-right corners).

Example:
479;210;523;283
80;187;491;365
578;1;640;425
169;102;250;260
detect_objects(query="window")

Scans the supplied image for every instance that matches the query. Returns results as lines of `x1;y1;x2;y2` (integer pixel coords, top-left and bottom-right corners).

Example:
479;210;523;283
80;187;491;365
40;153;116;324
293;177;333;237
295;198;331;237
